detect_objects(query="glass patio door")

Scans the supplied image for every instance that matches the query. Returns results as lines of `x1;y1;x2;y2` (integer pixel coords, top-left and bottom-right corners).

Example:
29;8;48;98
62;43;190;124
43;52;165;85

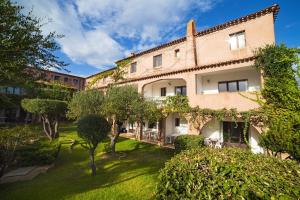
222;121;248;146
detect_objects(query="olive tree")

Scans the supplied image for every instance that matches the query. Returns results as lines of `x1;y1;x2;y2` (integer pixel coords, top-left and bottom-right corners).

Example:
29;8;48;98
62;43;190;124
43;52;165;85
67;89;105;120
103;85;140;153
77;114;110;176
132;98;163;141
21;99;67;140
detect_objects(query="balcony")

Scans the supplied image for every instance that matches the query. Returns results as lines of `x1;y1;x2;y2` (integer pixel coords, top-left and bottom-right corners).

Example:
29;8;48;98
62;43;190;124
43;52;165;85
191;92;260;111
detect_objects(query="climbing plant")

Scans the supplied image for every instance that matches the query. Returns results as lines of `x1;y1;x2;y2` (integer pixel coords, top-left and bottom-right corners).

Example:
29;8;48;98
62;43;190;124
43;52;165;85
162;94;191;116
253;44;300;161
87;58;132;88
189;107;265;146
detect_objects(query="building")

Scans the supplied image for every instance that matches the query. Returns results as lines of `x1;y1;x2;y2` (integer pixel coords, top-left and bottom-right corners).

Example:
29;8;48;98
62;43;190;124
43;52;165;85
38;69;85;91
86;5;280;153
0;69;85;123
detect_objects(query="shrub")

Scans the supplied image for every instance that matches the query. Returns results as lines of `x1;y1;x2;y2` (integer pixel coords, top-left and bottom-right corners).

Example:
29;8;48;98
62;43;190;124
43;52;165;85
156;148;300;200
21;98;67;140
16;139;61;166
77;114;111;176
0;125;37;177
174;135;204;153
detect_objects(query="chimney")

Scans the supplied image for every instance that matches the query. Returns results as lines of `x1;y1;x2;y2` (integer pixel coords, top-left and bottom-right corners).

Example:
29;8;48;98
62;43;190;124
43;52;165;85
185;19;198;67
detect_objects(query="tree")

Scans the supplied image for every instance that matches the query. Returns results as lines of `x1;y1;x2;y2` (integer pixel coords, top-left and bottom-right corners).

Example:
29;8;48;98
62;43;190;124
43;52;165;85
67;89;105;120
0;0;67;85
103;85;140;153
77;114;111;176
0;126;36;177
131;97;163;141
21;99;67;140
254;44;300;161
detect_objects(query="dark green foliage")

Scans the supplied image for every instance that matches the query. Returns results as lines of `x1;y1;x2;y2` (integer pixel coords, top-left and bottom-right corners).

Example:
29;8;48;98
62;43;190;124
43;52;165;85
156;148;300;200
174;135;204;153
0;125;37;177
77;114;111;176
77;115;110;146
21;98;67;115
67;89;105;120
254;44;300;161
21;99;67;140
35;82;75;101
0;0;66;86
104;85;141;153
16;139;60;166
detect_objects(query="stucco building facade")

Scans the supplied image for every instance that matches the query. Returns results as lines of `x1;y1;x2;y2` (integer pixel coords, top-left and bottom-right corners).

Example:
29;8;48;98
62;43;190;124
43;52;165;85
86;5;280;153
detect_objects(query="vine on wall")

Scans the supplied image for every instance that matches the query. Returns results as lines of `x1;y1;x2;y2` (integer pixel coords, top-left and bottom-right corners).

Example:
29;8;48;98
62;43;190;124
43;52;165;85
87;58;133;89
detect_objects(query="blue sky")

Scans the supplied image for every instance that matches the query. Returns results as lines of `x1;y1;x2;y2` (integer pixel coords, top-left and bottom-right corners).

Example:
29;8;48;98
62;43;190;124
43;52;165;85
17;0;299;77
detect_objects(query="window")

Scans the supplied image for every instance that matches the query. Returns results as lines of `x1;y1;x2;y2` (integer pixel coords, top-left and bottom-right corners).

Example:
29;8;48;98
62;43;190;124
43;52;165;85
223;122;248;144
175;49;180;58
160;87;166;96
130;62;137;73
228;81;238;92
64;77;68;82
229;31;246;50
218;80;248;92
175;86;186;96
238;80;247;91
7;87;14;94
175;118;180;127
153;54;162;68
54;75;60;80
0;87;6;94
73;79;78;84
218;82;227;92
14;87;20;95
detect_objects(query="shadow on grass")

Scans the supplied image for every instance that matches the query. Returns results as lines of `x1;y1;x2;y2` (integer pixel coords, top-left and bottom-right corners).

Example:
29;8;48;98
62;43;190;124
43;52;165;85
0;126;174;200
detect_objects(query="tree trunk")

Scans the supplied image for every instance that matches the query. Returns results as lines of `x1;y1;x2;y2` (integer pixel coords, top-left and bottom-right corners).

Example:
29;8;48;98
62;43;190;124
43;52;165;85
110;116;119;153
89;149;96;176
53;118;59;138
41;116;52;141
110;133;120;153
135;120;143;141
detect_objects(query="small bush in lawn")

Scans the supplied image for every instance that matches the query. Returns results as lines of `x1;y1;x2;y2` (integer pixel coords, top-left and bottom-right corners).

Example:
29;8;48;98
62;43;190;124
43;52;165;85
156;148;300;200
77;114;110;176
174;135;204;153
16;139;61;166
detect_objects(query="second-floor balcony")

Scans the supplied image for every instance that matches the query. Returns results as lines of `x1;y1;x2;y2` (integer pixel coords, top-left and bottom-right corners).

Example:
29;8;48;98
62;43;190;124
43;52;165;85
141;66;261;111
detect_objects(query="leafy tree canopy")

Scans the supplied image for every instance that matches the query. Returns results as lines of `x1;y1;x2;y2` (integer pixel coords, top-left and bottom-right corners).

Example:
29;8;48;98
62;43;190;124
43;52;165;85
0;0;67;86
67;89;105;120
77;114;111;176
21;98;67;140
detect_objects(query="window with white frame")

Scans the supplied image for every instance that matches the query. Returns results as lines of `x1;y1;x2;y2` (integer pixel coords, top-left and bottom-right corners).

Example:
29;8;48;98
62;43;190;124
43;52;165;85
229;31;246;50
130;62;137;73
153;54;162;68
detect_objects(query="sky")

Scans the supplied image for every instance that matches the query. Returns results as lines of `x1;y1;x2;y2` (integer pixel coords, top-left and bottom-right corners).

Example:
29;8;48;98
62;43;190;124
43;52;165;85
16;0;300;78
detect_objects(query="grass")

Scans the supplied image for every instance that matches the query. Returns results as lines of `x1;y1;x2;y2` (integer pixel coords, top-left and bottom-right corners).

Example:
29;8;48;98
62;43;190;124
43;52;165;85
0;123;174;200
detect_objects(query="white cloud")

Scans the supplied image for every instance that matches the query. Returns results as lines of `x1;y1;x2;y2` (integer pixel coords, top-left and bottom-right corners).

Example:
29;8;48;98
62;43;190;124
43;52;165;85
16;0;219;70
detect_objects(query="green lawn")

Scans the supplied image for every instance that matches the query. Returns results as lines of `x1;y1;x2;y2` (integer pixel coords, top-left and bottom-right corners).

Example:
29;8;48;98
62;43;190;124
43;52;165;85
0;124;174;200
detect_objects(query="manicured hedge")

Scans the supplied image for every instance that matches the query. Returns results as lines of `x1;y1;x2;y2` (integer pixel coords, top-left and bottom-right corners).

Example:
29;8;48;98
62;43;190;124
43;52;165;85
16;139;61;166
156;148;300;199
174;135;204;153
